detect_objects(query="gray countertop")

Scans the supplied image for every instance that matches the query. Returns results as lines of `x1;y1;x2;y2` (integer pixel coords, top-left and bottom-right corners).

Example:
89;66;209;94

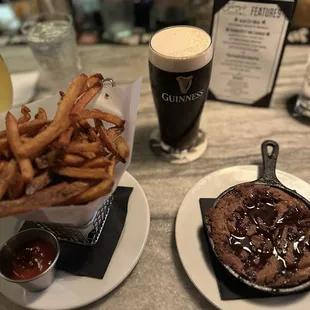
1;44;310;310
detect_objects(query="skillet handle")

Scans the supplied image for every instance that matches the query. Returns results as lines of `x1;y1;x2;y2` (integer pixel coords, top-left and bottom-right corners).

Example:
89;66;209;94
258;140;281;185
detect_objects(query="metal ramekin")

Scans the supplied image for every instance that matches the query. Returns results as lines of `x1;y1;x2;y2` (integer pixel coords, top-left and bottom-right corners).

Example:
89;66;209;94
0;228;60;292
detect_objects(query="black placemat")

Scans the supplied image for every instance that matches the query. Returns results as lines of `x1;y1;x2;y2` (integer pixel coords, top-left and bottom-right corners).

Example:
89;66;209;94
21;186;133;279
199;198;274;300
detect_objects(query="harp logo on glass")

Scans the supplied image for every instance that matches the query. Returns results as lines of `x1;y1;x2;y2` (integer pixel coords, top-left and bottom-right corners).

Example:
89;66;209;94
177;75;193;94
161;76;204;103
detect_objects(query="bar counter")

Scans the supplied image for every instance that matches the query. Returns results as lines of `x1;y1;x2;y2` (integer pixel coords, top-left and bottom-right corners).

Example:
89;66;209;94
1;43;310;310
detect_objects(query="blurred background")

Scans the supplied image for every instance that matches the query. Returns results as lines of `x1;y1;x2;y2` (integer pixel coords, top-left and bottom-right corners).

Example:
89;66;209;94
0;0;310;47
0;0;308;47
1;0;310;108
0;0;309;107
0;0;214;46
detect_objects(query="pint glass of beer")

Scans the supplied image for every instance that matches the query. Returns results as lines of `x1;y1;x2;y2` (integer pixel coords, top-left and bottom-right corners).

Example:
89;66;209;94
149;26;213;164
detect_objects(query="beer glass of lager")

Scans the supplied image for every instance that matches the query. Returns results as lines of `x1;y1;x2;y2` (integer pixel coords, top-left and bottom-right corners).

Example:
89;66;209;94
149;26;213;164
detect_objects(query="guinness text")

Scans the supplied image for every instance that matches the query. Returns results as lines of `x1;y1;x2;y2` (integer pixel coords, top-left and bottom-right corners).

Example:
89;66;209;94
162;89;204;103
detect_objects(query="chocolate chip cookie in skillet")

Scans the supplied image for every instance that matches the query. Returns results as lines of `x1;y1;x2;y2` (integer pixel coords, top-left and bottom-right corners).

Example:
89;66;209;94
205;140;310;294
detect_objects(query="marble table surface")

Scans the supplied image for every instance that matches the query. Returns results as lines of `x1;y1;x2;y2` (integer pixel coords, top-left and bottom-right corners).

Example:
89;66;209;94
1;44;310;310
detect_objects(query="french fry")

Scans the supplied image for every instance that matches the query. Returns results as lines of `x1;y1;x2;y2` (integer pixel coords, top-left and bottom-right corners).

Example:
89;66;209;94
19;158;35;183
109;157;117;173
1;149;11;159
89;128;100;143
78;119;91;129
35;107;47;121
0;161;6;172
107;126;124;141
15;74;88;158
75;109;125;127
58;127;74;148
54;166;109;179
0;135;32;154
55;74;88;123
0;137;8;153
63;154;85;166
35;155;49;170
0;119;48;139
71;82;103;114
7;172;24;199
67;141;102;153
115;136;130;160
83;156;111;168
76;131;90;143
28;123;50;138
25;171;53;195
37;124;49;134
69;177;113;205
0;159;17;200
21;136;32;143
47;149;64;166
95;120;125;162
0;181;90;218
77;120;100;143
81;73;103;93
6;112;35;182
90;73;104;80
75;152;97;159
71;127;88;142
18;105;31;124
0;130;8;139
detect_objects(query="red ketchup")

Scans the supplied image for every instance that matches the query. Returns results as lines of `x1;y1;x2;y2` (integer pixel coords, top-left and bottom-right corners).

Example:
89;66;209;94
9;239;56;280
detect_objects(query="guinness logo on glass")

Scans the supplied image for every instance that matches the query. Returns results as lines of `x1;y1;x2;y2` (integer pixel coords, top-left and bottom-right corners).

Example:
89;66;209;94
176;76;193;94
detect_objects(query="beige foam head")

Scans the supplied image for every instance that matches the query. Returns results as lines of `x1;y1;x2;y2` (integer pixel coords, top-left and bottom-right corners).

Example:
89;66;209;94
149;26;213;73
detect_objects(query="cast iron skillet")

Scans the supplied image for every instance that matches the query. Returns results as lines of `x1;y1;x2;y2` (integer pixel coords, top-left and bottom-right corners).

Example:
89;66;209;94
205;140;310;295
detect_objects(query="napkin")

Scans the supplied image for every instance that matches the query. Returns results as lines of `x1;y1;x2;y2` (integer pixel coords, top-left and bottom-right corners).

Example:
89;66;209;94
11;71;39;107
199;198;274;300
21;186;133;279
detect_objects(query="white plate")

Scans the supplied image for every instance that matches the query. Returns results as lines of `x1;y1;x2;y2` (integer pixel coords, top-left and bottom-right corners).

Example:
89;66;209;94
175;165;310;310
0;172;150;310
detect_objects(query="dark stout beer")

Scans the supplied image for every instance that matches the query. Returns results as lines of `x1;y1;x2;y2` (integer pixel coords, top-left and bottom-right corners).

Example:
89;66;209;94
149;26;213;150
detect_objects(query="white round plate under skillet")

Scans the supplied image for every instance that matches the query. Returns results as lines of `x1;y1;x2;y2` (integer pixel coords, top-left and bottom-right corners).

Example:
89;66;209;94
175;165;310;310
0;172;150;310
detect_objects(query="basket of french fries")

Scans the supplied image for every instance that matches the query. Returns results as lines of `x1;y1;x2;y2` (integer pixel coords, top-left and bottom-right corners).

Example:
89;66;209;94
0;73;142;245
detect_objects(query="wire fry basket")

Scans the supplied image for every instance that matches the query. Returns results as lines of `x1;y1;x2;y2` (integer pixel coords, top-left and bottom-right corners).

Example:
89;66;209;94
35;195;114;247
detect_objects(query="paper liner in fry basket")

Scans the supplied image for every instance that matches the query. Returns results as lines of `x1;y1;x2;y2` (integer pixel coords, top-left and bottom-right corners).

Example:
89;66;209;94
0;77;142;226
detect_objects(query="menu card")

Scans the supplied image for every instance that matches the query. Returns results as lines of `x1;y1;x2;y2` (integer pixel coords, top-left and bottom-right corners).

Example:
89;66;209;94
208;0;297;107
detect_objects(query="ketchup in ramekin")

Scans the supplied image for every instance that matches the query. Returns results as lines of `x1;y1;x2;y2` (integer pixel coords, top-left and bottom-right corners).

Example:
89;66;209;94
0;229;60;292
9;239;57;280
